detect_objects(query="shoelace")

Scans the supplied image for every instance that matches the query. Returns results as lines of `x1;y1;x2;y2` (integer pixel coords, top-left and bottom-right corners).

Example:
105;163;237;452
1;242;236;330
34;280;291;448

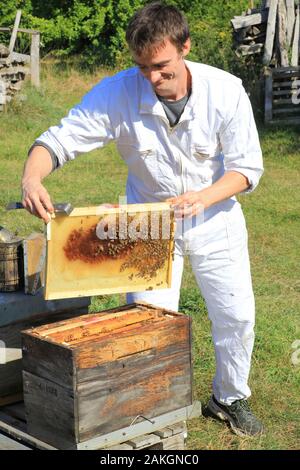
231;399;251;413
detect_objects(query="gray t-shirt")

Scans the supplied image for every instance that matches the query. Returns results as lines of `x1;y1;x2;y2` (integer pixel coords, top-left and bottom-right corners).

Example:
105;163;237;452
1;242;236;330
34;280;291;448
157;91;191;127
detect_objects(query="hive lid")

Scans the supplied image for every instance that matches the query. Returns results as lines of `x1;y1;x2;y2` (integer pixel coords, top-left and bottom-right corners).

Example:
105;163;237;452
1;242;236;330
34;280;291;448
44;203;175;300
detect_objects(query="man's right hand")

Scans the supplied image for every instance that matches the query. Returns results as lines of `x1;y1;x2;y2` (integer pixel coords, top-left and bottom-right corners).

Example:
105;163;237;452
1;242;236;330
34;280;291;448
21;178;54;223
21;145;55;223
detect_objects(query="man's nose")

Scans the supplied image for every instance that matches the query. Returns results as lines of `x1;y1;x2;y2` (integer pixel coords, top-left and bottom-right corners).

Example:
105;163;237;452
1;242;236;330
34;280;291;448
146;70;161;84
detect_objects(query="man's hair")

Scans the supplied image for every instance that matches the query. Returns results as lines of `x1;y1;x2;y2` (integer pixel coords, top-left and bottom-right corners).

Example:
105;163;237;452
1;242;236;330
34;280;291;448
126;2;190;56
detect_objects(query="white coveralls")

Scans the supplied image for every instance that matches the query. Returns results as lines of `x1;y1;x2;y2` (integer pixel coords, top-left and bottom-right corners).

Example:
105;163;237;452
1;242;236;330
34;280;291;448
36;61;264;405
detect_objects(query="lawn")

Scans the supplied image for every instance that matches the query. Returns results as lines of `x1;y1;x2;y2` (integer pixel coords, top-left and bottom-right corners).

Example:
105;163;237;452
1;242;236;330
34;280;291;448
0;62;299;450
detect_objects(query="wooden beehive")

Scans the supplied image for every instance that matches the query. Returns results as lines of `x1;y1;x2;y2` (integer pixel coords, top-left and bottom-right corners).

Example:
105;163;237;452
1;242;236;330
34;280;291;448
22;302;192;449
44;203;175;300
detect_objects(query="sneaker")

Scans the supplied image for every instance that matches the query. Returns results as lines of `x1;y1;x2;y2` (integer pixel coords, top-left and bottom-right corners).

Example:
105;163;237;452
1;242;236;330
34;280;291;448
207;395;264;437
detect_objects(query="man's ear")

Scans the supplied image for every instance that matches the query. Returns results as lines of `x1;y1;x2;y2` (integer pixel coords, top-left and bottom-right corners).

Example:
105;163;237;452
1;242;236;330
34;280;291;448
182;38;191;57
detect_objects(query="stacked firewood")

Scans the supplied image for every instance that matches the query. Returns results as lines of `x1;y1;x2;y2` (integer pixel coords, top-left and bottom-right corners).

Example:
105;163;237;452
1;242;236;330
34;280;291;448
0;44;30;111
231;0;300;67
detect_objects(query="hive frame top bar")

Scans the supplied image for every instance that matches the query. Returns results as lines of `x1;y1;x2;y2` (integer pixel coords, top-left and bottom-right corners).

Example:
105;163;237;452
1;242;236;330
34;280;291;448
50;202;173;218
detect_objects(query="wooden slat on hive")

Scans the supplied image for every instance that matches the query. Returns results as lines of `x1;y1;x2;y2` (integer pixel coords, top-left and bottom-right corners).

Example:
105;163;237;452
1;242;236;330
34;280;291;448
0;407;56;450
0;432;31;450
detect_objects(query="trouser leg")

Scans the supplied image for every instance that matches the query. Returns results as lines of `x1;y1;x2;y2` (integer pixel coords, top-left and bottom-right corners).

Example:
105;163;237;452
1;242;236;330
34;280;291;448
189;209;255;405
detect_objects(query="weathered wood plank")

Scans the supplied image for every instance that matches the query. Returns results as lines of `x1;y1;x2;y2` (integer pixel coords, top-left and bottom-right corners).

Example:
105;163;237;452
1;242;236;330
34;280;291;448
264;69;273;122
286;0;296;47
127;433;161;449
273;97;299;104
273;79;300;87
0;432;31;450
291;4;300;66
76;351;192;441
263;0;278;65
30;33;40;88
23;370;77;449
277;0;289;67
0;393;23;407
74;315;190;369
76;402;200;450
231;11;268;30
23;233;45;295
272;106;300;114
8;10;22;54
22;333;75;390
236;43;264;56
149;432;185;450
0;409;56;450
1;402;26;422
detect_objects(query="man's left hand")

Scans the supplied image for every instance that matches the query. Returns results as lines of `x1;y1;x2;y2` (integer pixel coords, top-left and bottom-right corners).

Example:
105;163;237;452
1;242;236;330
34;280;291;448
166;191;206;218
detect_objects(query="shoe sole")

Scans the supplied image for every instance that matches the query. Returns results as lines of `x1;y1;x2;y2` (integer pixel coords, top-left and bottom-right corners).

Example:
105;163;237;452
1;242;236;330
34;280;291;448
207;397;262;438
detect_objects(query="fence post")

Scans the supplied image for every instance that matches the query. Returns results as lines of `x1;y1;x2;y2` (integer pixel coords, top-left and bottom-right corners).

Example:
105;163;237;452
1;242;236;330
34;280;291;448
8;10;22;54
30;32;40;88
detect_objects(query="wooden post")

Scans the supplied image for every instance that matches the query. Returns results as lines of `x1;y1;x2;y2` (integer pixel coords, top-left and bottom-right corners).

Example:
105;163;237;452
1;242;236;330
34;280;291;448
264;68;273;123
263;0;279;65
8;10;22;54
277;0;289;66
286;0;296;47
291;4;300;66
30;32;40;88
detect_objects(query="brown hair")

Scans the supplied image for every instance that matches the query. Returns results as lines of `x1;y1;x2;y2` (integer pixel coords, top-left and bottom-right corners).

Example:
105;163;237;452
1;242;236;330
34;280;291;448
126;2;190;55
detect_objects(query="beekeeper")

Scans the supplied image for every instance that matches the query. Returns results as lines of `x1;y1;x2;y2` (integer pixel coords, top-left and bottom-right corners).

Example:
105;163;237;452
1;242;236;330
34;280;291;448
21;2;264;437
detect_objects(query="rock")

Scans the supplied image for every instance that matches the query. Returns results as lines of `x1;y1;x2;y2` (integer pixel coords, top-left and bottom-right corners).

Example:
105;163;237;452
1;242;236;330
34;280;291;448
0;44;10;58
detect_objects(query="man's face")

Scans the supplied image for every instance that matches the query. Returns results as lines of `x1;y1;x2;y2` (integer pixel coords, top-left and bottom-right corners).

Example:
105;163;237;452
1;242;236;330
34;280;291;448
132;38;191;100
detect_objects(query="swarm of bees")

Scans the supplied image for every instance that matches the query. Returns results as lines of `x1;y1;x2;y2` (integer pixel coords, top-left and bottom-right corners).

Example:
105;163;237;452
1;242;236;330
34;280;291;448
64;212;173;280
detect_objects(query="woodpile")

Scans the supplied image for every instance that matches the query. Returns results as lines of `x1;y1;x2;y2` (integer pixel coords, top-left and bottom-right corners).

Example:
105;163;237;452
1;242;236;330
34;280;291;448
231;0;300;67
0;10;40;111
0;45;30;111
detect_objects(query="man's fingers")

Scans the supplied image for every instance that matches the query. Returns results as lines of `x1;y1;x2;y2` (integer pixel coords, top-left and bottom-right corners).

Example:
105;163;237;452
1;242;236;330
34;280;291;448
22;195;51;223
33;198;51;223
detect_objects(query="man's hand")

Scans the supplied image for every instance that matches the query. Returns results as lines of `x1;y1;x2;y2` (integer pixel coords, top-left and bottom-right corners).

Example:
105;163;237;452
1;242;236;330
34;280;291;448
21;178;54;223
166;171;250;218
166;191;206;218
21;145;55;223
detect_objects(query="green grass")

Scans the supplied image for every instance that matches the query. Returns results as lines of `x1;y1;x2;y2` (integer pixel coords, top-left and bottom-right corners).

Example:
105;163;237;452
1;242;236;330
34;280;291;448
0;64;299;450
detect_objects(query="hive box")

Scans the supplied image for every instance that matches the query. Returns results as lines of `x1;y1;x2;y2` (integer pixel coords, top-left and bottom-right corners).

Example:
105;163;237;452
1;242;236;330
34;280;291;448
44;203;175;300
22;302;192;449
0;291;90;405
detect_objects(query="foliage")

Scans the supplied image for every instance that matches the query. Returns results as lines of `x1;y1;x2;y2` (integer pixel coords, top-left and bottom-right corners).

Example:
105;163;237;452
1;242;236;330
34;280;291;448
0;0;262;74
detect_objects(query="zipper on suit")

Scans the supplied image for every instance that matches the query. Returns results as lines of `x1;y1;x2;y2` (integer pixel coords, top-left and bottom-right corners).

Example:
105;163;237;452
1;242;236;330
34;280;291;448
157;115;186;196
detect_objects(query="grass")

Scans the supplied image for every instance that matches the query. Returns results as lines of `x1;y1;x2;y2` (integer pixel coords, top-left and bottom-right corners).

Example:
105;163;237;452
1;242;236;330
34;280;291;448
0;62;299;450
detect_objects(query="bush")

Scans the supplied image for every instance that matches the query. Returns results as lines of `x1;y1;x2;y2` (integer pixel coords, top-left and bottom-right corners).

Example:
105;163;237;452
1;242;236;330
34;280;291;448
0;0;263;88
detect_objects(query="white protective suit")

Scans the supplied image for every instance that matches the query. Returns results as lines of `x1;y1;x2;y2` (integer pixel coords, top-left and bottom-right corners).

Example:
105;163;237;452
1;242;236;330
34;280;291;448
35;60;264;405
